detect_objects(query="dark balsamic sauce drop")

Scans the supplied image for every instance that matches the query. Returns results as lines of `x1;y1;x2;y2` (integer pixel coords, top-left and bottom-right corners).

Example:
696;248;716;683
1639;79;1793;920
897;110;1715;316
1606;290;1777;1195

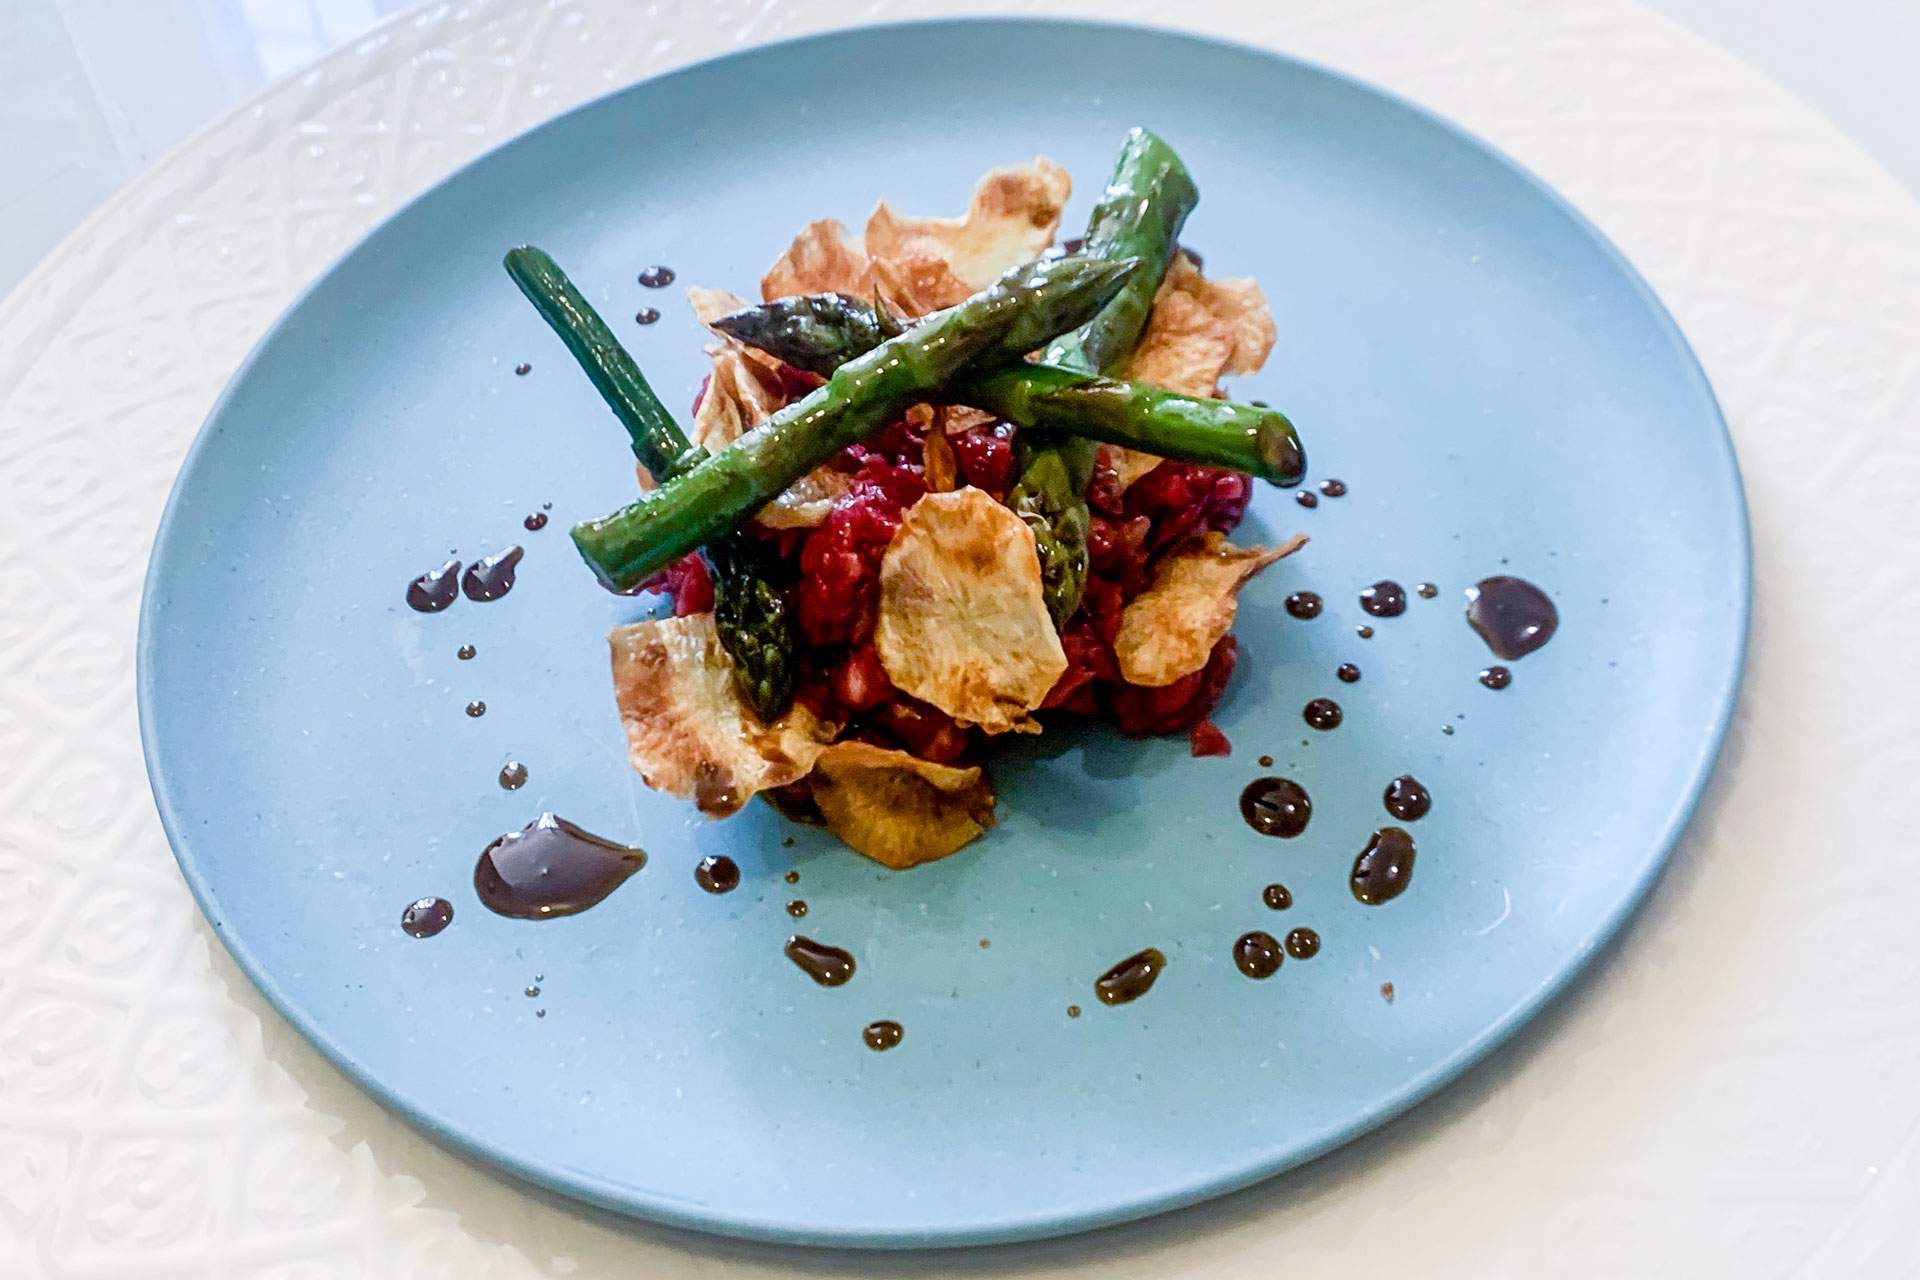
1465;576;1558;659
694;855;739;894
1318;478;1348;497
473;814;646;919
1263;883;1292;910
1304;698;1343;730
406;558;462;612
401;897;453;937
499;761;528;790
524;511;548;531
1357;625;1374;639
785;936;855;986
1233;931;1284;979
1352;827;1417;904
458;644;476;660
1296;490;1318;509
1383;775;1431;821
462;546;524;602
466;701;486;718
1336;663;1361;683
635;307;661;325
786;899;808;918
1284;927;1320;959
1096;948;1166;1006
783;870;801;885
1285;591;1322;619
514;362;531;376
1417;582;1439;599
1067;1005;1082;1018
863;1020;904;1051
1480;665;1512;690
1240;777;1311;837
1258;755;1274;768
638;265;676;288
1359;581;1407;617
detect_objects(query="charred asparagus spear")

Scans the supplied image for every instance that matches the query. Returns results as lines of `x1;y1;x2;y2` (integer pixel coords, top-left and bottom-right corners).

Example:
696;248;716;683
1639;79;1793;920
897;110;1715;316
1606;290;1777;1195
571;253;1143;593
504;246;797;722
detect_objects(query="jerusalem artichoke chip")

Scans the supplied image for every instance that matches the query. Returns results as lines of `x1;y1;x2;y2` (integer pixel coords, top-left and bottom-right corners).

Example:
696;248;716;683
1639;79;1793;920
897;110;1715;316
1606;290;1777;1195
1115;532;1308;687
691;340;783;454
809;741;995;869
1120;251;1276;399
609;614;837;817
762;218;872;301
866;159;1071;295
874;488;1068;733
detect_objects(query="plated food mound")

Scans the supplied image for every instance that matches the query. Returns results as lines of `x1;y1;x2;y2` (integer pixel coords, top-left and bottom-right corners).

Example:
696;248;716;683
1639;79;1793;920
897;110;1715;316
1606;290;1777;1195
513;128;1309;867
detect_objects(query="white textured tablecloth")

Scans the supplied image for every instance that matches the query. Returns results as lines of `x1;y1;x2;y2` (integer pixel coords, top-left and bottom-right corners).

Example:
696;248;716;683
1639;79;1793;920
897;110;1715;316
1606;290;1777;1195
3;1;1918;1275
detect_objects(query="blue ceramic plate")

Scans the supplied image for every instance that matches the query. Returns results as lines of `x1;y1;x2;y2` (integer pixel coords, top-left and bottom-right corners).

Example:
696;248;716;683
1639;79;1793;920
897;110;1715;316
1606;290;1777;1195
139;18;1748;1248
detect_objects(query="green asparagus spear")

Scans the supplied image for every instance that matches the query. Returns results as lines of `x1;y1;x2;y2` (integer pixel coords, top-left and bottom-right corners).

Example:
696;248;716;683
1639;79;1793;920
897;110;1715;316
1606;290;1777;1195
571;253;1143;593
504;245;798;722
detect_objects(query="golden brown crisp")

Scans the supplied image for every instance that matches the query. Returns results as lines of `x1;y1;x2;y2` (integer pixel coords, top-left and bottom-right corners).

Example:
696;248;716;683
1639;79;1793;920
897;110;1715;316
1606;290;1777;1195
874;488;1068;733
866;159;1071;295
1114;532;1308;686
609;614;837;816
808;740;995;868
761;218;872;301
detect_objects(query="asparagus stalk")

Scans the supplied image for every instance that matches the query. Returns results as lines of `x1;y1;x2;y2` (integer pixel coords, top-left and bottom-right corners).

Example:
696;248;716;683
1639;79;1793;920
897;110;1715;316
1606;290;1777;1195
504;246;797;722
712;295;1303;483
571;253;1143;593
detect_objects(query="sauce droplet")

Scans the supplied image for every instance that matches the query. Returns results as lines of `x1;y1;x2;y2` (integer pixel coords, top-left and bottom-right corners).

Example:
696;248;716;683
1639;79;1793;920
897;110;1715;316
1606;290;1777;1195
466;701;486;718
1441;724;1455;735
635;307;661;325
1318;478;1348;497
863;1020;903;1051
1240;777;1311;837
1263;883;1292;910
1067;1005;1082;1018
1417;582;1438;599
786;899;808;918
1383;775;1431;821
462;546;524;602
406;558;462;612
524;511;548;531
473;814;646;919
1357;625;1374;639
1480;665;1512;690
694;855;739;894
1284;927;1320;959
1336;662;1361;683
1303;698;1343;730
498;761;528;790
638;265;676;288
401;897;453;938
1284;591;1322;619
1465;576;1558;659
525;984;540;998
514;362;531;376
457;644;476;660
1351;827;1417;904
1359;580;1407;617
1295;490;1318;509
1233;931;1284;979
785;936;855;986
1095;948;1166;1006
1257;755;1274;768
1381;981;1395;1002
783;870;800;884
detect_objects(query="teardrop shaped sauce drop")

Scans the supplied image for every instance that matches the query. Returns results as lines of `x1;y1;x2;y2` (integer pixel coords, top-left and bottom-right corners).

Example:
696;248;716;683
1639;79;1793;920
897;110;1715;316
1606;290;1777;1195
406;558;462;612
474;814;646;919
785;935;855;986
462;546;525;602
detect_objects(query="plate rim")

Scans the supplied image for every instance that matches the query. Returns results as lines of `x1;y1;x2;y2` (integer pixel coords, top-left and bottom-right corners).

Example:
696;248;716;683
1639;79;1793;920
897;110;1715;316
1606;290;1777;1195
135;12;1753;1249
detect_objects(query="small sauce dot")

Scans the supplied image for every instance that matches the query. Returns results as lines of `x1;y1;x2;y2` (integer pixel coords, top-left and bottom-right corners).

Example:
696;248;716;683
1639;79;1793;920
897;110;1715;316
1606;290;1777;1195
1383;775;1431;821
1284;927;1320;959
1417;582;1439;599
401;897;453;938
1257;755;1274;768
1359;581;1407;617
514;362;531;376
1284;591;1322;619
635;307;661;325
1262;883;1292;910
1319;478;1348;497
1295;490;1318;509
1480;665;1512;689
524;511;548;531
1068;1005;1082;1018
978;939;990;949
498;761;528;790
458;644;476;660
535;1008;546;1018
694;855;739;894
1303;698;1342;730
784;869;800;884
1442;724;1456;735
638;265;676;288
466;701;486;718
1240;777;1311;837
525;984;540;998
1233;931;1284;979
1336;663;1360;683
1357;625;1374;639
863;1020;904;1051
1381;982;1395;1002
786;899;808;918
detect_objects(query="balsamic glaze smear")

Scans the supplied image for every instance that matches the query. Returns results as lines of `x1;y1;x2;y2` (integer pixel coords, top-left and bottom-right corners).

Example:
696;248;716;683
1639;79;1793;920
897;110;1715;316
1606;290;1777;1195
1233;931;1284;979
473;814;646;919
1465;576;1558;659
1096;948;1166;1005
462;546;525;602
406;559;462;612
1240;777;1311;837
785;936;855;986
1351;827;1417;904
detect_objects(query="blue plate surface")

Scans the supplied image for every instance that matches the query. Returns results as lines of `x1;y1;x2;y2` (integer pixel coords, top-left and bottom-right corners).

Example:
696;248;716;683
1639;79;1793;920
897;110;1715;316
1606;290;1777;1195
139;18;1748;1248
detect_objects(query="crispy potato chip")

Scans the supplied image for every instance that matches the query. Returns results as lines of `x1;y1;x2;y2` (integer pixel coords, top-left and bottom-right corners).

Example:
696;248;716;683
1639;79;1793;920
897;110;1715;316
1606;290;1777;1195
1115;532;1309;686
868;253;974;318
867;159;1071;293
756;466;852;529
691;340;782;454
762;218;872;301
809;740;994;869
687;285;751;328
875;488;1067;733
923;419;958;492
1120;251;1276;399
1102;445;1166;492
609;614;837;817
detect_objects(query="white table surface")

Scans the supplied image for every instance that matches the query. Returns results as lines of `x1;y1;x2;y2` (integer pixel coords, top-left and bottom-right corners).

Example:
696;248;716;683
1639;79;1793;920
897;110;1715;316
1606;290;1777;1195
3;0;1918;300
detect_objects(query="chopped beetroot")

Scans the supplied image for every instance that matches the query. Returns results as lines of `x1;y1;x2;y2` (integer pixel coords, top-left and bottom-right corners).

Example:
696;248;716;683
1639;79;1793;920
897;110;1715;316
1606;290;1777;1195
832;645;894;712
690;373;713;418
795;455;926;649
1124;459;1251;549
770;362;824;402
1088;514;1153;595
1086;448;1128;517
1189;720;1232;757
636;552;714;616
950;421;1016;497
1109;636;1238;736
870;697;970;764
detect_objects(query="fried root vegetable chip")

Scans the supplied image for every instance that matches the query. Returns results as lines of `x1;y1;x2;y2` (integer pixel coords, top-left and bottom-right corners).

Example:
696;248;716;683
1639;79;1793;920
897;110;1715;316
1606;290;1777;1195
691;340;783;454
761;218;873;301
867;159;1071;294
809;740;995;868
874;488;1068;733
609;614;837;817
1120;251;1276;400
1114;532;1308;687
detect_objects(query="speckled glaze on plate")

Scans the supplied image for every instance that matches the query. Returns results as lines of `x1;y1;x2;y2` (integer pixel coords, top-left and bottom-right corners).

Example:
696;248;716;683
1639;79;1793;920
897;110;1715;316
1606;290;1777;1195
137;18;1746;1247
